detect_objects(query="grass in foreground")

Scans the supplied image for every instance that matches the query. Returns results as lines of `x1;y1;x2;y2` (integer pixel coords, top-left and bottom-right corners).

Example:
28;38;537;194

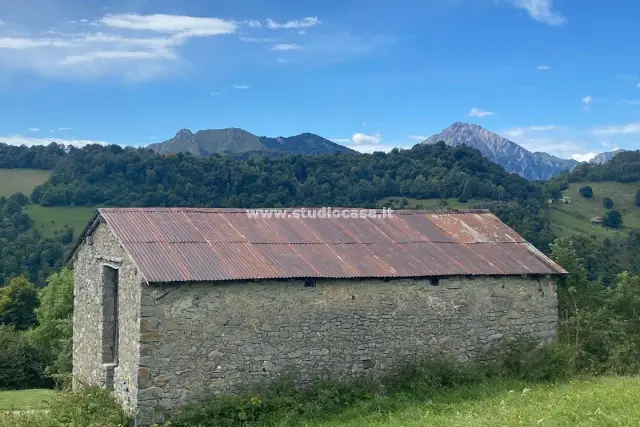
2;377;638;426
0;389;54;411
0;169;51;198
296;376;640;427
25;205;97;238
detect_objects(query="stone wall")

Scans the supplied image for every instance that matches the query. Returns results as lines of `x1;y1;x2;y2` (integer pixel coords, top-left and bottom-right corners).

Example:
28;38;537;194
136;275;558;425
72;222;142;412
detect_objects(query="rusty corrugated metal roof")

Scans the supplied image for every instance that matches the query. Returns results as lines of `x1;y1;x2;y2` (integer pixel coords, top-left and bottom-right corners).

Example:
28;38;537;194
95;208;566;283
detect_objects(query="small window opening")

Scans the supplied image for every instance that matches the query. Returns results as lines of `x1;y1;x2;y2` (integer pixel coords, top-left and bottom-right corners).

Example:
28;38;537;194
362;359;375;369
304;278;316;287
102;266;119;365
430;277;440;286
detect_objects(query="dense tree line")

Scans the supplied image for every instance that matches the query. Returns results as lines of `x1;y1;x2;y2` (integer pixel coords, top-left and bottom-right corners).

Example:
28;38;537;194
0;142;66;169
31;142;540;208
0;196;73;286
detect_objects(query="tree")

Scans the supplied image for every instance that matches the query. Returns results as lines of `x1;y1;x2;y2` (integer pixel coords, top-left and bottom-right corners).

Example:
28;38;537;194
603;197;614;209
603;210;623;229
32;269;74;378
0;277;39;330
636;189;640;208
579;186;593;198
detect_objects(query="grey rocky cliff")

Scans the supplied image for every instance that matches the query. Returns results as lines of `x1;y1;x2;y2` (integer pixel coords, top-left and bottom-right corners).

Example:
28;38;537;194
421;122;578;180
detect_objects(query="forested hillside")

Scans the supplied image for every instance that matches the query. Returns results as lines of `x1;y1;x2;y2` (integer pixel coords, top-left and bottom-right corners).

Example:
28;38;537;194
0;141;552;286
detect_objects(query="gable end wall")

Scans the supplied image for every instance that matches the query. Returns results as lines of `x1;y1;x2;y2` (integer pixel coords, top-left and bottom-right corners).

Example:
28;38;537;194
72;222;142;411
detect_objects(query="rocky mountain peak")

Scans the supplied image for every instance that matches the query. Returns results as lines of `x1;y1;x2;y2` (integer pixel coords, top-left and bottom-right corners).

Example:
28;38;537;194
174;128;195;139
421;122;578;180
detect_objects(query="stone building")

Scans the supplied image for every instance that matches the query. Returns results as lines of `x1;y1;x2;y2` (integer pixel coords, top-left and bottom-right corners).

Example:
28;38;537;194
69;208;565;426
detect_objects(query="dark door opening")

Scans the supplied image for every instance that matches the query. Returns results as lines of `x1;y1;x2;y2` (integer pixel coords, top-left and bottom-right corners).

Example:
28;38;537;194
102;266;119;365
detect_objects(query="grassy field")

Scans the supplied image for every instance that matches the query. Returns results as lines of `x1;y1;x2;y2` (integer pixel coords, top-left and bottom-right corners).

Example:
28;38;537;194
25;205;97;238
0;169;51;198
377;197;485;210
3;377;639;426
551;181;640;239
0;389;54;411
290;376;640;427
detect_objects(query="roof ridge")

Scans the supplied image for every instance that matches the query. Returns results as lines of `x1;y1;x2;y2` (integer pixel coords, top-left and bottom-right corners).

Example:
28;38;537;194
98;207;492;215
119;240;523;244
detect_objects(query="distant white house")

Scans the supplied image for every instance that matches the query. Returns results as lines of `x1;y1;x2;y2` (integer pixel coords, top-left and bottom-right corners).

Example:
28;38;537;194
562;196;572;204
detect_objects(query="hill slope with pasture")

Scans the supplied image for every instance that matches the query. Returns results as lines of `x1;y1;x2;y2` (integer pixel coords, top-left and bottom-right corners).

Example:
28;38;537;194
0;169;51;197
550;181;640;238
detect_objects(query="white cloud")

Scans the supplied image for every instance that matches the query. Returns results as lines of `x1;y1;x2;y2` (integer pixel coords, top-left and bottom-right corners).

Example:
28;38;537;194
582;95;593;112
592;122;640;135
503;125;565;138
537;64;551;70
570;152;597;162
28;128;40;132
332;133;406;153
0;134;111;147
276;57;290;63
270;43;301;51
238;36;272;43
210;91;220;95
0;13;237;80
266;17;321;30
60;50;175;65
520;138;587;158
231;84;250;89
352;132;382;145
331;132;382;145
514;0;566;26
468;107;496;118
57;127;72;131
245;20;262;28
409;135;427;141
99;14;237;37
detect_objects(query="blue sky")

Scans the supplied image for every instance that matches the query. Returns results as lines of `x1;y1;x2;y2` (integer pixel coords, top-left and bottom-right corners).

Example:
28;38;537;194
0;0;639;160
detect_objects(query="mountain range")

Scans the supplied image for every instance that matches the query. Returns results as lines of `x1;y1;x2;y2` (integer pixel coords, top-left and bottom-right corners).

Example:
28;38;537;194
148;128;357;156
148;124;627;181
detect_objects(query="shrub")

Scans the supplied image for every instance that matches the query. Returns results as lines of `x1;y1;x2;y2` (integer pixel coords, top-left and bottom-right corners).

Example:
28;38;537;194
579;186;593;198
0;326;51;389
32;269;74;381
636;189;640;207
0;388;131;427
498;339;575;382
171;343;572;427
603;197;614;209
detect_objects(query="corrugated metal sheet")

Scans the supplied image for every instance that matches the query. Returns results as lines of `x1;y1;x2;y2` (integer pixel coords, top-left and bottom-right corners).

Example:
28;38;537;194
97;208;567;283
